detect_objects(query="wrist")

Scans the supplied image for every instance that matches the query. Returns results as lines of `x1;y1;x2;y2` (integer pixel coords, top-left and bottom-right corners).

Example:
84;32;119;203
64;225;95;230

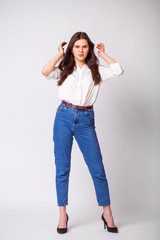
100;51;106;59
57;52;63;58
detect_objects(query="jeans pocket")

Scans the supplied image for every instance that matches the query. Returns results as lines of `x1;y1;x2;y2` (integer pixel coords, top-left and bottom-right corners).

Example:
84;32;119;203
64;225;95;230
85;109;94;119
56;104;67;112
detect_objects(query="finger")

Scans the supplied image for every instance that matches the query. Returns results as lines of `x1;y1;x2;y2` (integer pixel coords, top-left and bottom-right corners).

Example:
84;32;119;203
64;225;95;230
101;43;105;48
99;43;104;50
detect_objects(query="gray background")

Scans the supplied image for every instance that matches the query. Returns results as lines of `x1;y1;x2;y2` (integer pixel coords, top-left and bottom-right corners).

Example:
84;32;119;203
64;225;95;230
0;0;159;239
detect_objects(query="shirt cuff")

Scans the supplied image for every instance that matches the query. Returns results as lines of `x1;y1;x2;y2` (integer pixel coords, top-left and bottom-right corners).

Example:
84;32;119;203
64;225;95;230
110;62;124;74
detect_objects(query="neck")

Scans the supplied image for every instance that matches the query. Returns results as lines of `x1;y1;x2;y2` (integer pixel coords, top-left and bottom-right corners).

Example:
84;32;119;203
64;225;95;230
75;60;85;68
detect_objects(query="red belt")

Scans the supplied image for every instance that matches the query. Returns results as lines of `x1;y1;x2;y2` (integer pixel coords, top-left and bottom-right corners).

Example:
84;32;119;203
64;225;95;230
62;100;93;110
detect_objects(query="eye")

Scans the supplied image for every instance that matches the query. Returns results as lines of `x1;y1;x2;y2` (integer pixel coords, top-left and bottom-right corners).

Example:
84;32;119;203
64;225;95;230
74;46;88;48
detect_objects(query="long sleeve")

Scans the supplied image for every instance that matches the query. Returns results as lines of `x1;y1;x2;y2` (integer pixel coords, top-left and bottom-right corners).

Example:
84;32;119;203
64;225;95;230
45;67;62;80
99;62;124;82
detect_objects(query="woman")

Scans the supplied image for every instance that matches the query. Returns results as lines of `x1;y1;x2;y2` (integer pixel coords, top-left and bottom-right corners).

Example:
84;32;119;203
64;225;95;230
41;32;124;234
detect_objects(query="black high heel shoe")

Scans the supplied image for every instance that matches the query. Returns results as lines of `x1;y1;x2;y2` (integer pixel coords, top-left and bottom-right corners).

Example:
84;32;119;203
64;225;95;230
101;213;118;233
57;214;69;234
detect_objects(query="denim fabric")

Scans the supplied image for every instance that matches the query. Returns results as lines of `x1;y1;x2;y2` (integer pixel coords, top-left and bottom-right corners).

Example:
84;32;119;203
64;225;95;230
53;101;111;206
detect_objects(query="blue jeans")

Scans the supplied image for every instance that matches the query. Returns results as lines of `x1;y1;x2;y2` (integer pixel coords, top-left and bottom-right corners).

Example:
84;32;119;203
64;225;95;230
53;101;111;206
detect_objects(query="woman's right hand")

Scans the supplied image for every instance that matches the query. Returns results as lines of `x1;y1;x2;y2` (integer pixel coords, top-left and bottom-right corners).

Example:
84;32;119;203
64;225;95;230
58;41;67;57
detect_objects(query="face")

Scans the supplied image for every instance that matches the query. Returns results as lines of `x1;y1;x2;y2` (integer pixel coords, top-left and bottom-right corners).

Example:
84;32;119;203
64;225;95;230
72;39;89;63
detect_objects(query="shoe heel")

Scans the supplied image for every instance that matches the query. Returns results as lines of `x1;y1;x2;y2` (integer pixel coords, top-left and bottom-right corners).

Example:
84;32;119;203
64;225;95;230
101;213;118;233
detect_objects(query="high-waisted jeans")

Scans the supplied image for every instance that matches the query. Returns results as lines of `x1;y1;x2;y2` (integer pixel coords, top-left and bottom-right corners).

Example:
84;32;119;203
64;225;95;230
53;101;111;206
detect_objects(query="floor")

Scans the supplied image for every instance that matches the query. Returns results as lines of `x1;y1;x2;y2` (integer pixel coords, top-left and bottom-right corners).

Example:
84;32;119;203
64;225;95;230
1;206;159;240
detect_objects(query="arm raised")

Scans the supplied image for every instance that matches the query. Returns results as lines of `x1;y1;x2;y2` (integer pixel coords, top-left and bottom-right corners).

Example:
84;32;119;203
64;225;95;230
41;53;63;77
41;41;67;76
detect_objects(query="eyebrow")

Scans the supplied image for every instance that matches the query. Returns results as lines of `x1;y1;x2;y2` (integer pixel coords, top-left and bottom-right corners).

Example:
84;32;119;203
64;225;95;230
74;45;88;47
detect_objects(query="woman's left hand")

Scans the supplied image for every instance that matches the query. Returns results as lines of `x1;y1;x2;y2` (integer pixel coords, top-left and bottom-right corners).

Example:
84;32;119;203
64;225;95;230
96;42;106;58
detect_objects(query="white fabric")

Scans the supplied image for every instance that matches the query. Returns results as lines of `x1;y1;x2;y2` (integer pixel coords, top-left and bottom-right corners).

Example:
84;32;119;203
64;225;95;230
45;62;124;106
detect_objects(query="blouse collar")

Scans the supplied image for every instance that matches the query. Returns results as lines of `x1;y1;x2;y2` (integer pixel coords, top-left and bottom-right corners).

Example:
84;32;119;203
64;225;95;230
74;62;89;71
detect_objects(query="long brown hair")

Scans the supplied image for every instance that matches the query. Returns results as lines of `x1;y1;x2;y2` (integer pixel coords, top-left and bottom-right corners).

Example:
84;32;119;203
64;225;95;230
57;32;102;86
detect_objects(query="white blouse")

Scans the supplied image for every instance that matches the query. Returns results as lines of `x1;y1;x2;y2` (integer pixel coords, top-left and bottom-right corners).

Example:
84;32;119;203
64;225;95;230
44;62;124;106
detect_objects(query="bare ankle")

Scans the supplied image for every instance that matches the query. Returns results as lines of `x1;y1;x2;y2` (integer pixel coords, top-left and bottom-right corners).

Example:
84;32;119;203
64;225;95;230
103;205;113;216
59;206;67;217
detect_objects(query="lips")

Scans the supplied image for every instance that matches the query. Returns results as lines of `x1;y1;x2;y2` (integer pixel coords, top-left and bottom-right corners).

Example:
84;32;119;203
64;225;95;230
78;54;84;56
